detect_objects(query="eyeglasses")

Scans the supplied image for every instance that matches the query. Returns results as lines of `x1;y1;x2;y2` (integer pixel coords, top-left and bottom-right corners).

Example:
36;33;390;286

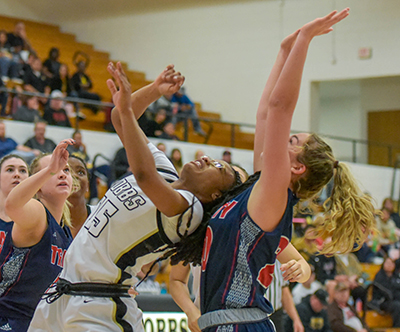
212;160;224;169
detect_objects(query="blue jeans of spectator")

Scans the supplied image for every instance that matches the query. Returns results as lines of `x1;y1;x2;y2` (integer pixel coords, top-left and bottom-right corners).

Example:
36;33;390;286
0;57;19;78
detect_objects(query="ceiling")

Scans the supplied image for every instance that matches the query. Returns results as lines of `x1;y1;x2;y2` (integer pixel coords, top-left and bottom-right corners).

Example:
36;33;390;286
14;0;269;22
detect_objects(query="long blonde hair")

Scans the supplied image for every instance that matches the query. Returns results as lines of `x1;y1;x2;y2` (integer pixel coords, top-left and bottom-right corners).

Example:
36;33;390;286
294;133;377;255
30;154;80;228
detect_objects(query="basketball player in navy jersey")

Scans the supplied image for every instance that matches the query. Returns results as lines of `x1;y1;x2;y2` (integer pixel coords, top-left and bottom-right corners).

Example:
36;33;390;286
199;8;375;332
0;141;75;331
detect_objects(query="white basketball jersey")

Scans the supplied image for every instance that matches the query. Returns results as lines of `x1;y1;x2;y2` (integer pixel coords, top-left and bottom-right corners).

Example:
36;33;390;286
60;143;203;286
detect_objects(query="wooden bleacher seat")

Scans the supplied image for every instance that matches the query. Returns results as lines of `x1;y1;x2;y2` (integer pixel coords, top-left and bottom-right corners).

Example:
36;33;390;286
0;14;254;150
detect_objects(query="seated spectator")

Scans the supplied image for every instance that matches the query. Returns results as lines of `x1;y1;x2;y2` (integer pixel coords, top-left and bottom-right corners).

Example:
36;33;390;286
327;282;370;332
42;47;61;81
109;147;129;185
13;95;42;123
147;94;174;116
171;87;206;136
292;265;323;305
67;130;89;162
158;122;180;140
0;120;35;162
70;60;101;113
222;150;232;164
143;108;167;137
334;253;368;310
43;90;71;127
382;197;400;228
0;77;8;117
170;148;183;175
23;120;56;154
372;256;400;327
373;207;400;254
23;56;50;104
309;254;337;302
0;30;20;81
156;142;167;154
284;289;331;332
7;22;33;52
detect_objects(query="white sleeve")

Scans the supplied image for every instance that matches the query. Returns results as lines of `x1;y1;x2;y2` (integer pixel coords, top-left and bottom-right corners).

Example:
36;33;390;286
148;142;179;183
160;190;204;243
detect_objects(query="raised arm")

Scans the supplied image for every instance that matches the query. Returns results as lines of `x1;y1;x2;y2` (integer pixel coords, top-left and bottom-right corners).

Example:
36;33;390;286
107;63;191;217
248;9;350;232
253;30;299;172
169;263;201;332
5;139;74;247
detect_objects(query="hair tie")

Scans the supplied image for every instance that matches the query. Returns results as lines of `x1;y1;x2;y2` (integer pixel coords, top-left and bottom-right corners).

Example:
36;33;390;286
333;160;339;169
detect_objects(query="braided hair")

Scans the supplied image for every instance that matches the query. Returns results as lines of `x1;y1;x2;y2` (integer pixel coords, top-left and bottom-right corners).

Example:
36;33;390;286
138;169;246;284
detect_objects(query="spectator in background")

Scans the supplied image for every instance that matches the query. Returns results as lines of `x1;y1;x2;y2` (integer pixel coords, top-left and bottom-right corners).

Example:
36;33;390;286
372;256;400;327
327;282;370;332
222;150;232;164
7;22;33;52
109;147;129;185
292;265;323;305
23;120;56;154
171;87;206;137
43;90;71;127
382;197;400;229
0;30;20;82
70;60;101;114
23;56;50;104
42;47;61;81
144;108;167;137
67;130;89;163
266;261;304;332
158;122;180;141
156;142;167;154
170;148;183;176
0;77;8;117
0;120;35;161
285;289;331;332
13;95;42;123
373;207;400;255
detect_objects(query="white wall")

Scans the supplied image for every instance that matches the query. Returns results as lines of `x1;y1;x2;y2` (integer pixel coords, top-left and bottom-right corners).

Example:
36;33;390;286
3;1;400;136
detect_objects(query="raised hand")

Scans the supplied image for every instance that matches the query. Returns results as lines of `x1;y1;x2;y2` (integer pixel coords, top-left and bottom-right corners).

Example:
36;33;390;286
48;139;74;175
153;64;185;96
107;62;133;113
301;7;350;39
280;259;304;282
281;29;300;53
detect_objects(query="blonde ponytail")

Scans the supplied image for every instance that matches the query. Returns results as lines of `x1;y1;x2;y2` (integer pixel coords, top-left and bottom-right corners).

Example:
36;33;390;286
313;162;377;255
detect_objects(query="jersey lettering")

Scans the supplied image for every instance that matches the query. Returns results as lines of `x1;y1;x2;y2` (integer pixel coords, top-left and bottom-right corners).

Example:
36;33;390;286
0;231;6;255
111;179;146;211
50;245;67;267
85;196;119;237
257;236;290;289
201;226;213;272
212;201;238;219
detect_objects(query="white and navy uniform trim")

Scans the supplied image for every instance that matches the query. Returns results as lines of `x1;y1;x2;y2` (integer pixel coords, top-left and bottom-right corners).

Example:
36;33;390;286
264;261;288;312
200;185;298;332
29;142;203;332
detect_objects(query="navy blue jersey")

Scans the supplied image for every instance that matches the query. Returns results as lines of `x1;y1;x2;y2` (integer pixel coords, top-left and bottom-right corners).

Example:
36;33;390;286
0;207;72;331
200;184;298;331
0;219;13;257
